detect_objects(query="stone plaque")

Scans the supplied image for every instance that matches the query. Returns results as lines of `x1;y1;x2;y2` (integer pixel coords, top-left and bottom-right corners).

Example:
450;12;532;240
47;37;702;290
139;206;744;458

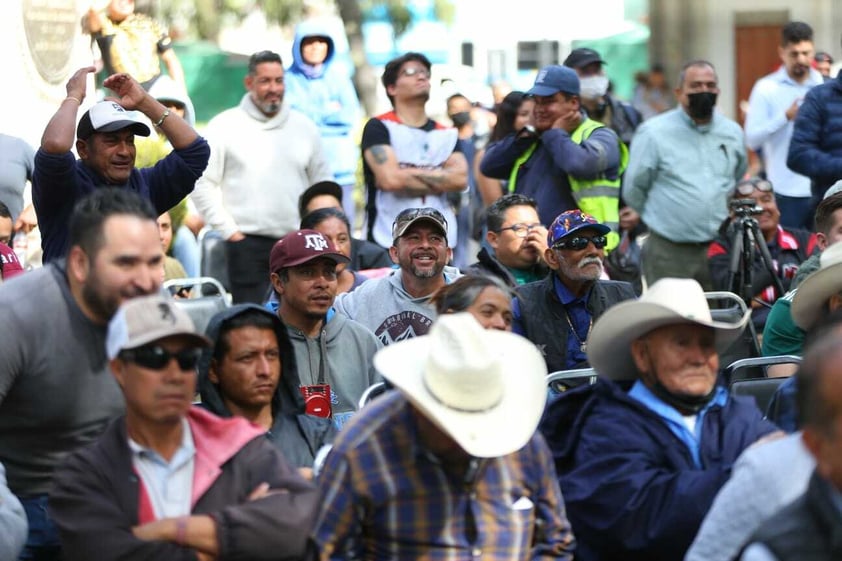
22;0;78;84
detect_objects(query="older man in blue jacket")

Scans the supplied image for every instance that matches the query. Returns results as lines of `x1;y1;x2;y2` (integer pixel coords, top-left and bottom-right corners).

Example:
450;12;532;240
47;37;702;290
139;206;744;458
540;278;779;561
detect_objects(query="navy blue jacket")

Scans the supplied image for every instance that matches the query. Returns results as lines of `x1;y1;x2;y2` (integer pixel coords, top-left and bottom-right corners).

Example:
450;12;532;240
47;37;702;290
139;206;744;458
787;71;842;198
539;379;777;561
33;137;209;263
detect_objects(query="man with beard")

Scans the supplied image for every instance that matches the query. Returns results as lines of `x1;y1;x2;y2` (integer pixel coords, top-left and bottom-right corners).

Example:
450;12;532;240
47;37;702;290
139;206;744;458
540;278;779;560
333;207;462;345
361;52;468;250
467;193;549;287
192;50;332;304
512;210;635;372
269;229;380;429
624;60;747;288
744;22;823;230
0;188;162;560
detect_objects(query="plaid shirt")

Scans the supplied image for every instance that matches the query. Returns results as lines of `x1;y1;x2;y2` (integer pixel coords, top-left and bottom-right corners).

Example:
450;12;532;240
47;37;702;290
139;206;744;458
314;391;575;560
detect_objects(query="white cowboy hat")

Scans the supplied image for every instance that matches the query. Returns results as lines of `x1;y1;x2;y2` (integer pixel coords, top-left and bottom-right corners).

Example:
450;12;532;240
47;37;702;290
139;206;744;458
791;242;842;330
587;278;750;381
373;313;547;458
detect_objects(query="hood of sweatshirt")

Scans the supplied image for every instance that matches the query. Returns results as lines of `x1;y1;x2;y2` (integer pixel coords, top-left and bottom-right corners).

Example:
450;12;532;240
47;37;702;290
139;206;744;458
198;304;307;418
290;19;336;79
239;92;292;130
152;77;195;126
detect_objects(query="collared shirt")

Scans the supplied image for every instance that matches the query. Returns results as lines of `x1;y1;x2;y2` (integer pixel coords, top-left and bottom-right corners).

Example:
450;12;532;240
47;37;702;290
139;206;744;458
553;275;592;369
128;418;195;519
628;381;729;467
314;392;575;560
744;66;824;197
624;108;747;242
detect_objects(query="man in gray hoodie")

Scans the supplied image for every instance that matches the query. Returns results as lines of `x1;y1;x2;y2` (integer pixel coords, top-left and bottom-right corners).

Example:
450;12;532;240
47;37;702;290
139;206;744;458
269;229;381;429
333;207;461;345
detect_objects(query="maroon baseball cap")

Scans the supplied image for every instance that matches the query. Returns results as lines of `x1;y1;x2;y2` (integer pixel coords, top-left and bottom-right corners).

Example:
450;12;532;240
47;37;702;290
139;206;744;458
269;229;350;272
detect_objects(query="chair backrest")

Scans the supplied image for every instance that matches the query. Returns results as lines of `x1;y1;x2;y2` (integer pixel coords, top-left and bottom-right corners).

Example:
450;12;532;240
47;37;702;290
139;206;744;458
163;277;230;334
200;231;230;292
546;368;597;394
705;290;760;367
357;382;387;410
723;355;802;384
730;377;788;415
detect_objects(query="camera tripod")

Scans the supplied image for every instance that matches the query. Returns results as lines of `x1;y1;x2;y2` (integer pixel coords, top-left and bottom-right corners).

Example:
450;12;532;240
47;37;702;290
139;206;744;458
726;200;785;356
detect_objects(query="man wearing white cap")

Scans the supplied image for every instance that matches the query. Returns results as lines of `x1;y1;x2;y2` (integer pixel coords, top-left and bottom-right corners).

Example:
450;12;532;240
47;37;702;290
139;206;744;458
314;313;576;560
50;294;319;561
540;278;778;561
33;66;210;263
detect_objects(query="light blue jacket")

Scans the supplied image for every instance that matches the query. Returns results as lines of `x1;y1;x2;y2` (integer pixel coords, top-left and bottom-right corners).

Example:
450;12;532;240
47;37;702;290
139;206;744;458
285;20;361;186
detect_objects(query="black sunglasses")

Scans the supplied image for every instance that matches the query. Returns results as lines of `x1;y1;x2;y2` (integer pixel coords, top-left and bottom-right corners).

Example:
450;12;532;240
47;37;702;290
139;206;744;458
552;235;608;251
120;346;202;371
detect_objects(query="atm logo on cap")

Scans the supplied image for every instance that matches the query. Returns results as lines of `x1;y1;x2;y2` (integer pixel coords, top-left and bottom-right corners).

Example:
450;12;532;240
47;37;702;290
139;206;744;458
304;234;329;251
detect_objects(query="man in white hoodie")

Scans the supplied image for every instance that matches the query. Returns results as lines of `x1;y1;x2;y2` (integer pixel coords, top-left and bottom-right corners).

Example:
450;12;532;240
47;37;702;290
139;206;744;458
192;50;333;304
333;207;461;345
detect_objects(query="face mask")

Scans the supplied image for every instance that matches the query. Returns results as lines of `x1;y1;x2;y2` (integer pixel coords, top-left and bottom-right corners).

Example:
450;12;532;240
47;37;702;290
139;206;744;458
687;91;717;120
449;111;471;127
579;75;609;100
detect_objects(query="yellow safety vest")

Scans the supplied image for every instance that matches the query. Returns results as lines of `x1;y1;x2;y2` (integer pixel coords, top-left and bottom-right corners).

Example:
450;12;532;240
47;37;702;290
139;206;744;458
508;118;629;251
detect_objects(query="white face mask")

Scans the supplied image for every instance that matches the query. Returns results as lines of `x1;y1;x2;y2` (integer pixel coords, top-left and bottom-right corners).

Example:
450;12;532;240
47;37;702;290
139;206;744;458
579;75;609;100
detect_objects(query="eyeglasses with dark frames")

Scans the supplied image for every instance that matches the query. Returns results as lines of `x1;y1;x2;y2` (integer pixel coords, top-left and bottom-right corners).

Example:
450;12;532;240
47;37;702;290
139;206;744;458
495;223;543;238
400;67;431;79
119;346;203;371
552;235;608;251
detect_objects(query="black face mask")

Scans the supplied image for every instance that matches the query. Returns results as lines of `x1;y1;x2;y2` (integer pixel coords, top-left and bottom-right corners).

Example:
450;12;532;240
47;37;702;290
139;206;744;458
449;111;471;127
686;91;717;120
649;381;717;415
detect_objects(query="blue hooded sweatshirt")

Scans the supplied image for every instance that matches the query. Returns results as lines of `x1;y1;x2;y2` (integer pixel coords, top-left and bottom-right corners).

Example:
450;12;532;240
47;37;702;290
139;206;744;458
285;20;361;186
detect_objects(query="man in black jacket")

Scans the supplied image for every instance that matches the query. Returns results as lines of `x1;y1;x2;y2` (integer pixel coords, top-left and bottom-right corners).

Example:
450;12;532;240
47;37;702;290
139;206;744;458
741;321;842;560
513;209;635;372
50;295;318;561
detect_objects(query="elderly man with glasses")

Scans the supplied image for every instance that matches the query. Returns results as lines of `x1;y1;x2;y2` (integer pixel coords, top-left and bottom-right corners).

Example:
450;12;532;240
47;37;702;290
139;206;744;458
513;209;635;372
708;176;817;330
49;294;319;561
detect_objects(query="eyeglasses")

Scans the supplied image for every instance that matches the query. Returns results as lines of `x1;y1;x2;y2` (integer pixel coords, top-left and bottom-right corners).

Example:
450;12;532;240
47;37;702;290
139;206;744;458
120;346;202;371
552;235;608;251
735;178;773;197
401;67;430;79
496;223;543;237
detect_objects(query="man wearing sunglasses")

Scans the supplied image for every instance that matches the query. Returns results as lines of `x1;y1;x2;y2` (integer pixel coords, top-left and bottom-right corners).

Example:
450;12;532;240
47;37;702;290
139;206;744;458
708;177;817;330
360;52;468;251
50;294;319;561
512;210;635;372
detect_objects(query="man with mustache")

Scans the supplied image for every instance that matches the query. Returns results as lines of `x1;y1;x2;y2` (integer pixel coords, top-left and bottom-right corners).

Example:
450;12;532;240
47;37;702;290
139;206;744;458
192;50;333;304
513;210;635;372
744;21;823;230
269;230;381;429
333;207;462;346
0;189;163;560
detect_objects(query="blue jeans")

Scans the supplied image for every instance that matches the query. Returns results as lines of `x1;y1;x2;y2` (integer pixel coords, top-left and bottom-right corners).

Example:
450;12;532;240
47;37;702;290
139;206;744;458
19;495;61;561
775;193;813;230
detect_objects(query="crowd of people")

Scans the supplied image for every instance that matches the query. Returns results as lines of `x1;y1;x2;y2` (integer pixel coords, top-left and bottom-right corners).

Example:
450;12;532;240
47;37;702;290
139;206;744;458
4;2;842;559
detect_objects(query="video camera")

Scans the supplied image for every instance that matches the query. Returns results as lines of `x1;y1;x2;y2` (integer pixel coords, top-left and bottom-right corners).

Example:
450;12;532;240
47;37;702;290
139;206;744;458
729;198;763;217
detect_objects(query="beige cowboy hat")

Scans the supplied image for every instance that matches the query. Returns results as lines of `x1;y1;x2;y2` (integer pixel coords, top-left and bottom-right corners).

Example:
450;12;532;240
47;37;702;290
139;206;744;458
373;313;547;458
587;278;750;381
791;242;842;330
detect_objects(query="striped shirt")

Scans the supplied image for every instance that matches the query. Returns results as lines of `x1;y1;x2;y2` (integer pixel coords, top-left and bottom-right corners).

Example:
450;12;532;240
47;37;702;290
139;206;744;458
314;391;575;560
